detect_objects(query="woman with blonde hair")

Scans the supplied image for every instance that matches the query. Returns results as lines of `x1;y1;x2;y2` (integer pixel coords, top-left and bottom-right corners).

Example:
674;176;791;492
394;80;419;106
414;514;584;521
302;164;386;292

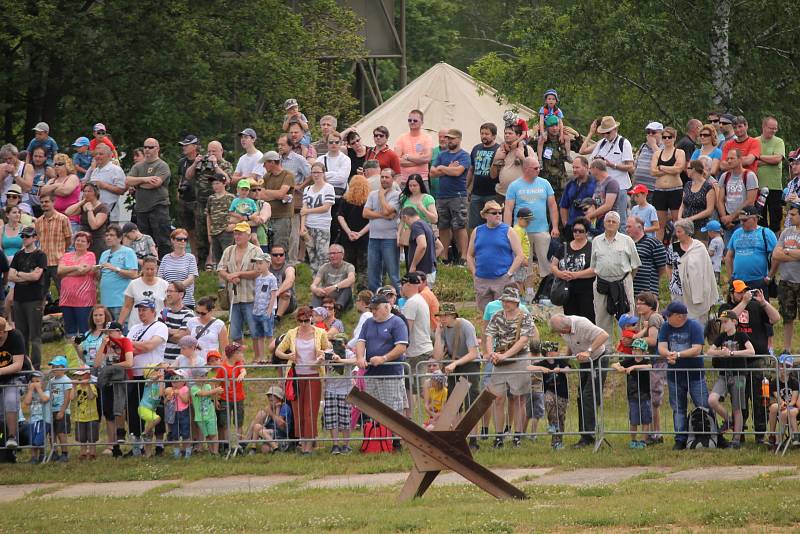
40;153;81;232
651;126;687;241
337;173;370;288
690;124;722;177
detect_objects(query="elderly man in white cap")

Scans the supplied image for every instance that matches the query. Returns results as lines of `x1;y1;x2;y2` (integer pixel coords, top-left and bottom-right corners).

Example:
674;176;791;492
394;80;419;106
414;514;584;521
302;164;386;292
632;122;664;194
589;210;641;348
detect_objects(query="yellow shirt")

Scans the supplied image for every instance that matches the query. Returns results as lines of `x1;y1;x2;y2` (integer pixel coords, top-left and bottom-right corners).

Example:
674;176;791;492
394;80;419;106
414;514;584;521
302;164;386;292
74;384;99;423
428;385;448;414
512;224;530;258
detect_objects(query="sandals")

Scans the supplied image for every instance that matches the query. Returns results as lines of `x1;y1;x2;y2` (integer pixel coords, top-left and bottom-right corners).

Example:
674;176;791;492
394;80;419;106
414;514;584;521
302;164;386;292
205;264;215;272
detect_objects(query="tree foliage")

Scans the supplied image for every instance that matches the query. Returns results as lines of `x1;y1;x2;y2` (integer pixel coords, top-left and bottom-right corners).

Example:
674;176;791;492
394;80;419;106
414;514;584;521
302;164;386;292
1;0;364;158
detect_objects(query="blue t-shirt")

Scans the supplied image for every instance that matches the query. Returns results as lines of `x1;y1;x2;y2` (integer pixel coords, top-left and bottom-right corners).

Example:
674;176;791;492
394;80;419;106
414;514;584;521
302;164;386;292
505;176;554;233
99;246;139;308
139;381;162;411
657;319;705;369
72;152;94;179
26;137;59;166
79;331;104;367
48;375;73;418
267;403;293;440
630;203;659;238
690;147;722;161
358;314;408;376
482;300;529;321
253;273;278;316
559;177;597;225
729;226;777;281
229;197;258;217
433;149;470;198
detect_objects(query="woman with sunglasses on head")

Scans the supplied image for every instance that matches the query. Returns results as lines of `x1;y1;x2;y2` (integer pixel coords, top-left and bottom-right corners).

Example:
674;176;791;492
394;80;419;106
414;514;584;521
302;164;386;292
678;160;717;241
185;295;228;362
66;182;109;259
275;305;330;454
158;228;199;308
550;216;596;322
0;206;23;262
690;124;722;177
650;126;687;242
343;130;367;179
40;153;81;233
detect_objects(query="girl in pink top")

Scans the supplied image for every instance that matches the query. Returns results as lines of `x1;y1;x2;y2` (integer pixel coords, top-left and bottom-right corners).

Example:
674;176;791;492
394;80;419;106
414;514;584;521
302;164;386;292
57;231;97;337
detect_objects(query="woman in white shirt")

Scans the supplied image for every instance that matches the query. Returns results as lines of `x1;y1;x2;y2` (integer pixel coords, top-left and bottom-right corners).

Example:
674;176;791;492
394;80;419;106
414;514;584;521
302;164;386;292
185;295;229;361
300;162;335;275
118;256;168;330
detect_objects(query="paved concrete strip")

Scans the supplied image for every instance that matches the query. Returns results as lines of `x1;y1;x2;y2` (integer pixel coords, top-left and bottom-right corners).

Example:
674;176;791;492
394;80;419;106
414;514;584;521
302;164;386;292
166;475;299;497
0;484;59;502
524;467;669;487
665;465;797;483
302;468;551;490
45;480;179;499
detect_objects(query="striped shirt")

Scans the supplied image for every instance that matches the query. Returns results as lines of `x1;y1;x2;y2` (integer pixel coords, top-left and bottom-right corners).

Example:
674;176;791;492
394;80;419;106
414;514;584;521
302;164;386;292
160;306;194;361
632;235;667;296
158;253;199;306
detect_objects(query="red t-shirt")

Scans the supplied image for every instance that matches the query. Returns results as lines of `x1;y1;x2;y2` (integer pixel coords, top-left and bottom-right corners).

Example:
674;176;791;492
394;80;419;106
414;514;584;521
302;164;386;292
106;336;134;378
89;136;118;153
366;146;401;174
216;362;245;402
721;136;761;173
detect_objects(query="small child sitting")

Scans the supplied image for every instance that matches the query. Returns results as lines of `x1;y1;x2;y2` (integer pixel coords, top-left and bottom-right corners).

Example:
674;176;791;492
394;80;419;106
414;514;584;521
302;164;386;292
138;364;167;456
617;314;639;355
424;370;448;430
768;354;799;449
246;386;293;453
22;371;50;464
612;338;652;449
281;98;311;146
72;368;99;460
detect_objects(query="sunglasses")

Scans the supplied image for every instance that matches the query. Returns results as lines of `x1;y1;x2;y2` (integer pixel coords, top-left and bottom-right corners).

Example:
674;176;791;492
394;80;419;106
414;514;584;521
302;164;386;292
143;145;157;149
53;162;66;167
5;194;19;199
407;118;420;123
95;130;106;135
572;228;587;234
699;133;711;138
661;135;674;140
373;133;386;138
197;310;209;316
328;140;341;145
485;210;501;215
719;121;732;126
173;237;188;242
298;318;311;323
709;119;720;124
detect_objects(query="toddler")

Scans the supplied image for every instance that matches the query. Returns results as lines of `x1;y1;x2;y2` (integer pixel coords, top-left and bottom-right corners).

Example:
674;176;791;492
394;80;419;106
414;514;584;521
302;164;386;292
281;98;311;145
22;371;50;464
167;369;193;458
192;372;223;454
768;354;799;449
72;369;99;460
324;334;356;453
617;314;639;355
613;338;652;448
139;364;166;456
701;220;724;284
424;370;448;430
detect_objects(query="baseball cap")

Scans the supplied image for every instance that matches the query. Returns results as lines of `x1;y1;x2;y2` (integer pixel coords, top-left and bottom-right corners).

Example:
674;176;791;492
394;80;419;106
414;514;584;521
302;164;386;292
631;338;649;351
369;294;390;306
260;150;281;163
719;113;735;125
700;220;722;233
284;98;299;110
779;354;794;367
444;128;462;139
731;280;749;293
239;128;257;139
253;251;271;262
134;299;156;309
103;321;123;331
435;302;458;317
72;136;90;147
20;226;37;238
400;272;422;285
224;343;245;358
32;122;50;133
178;335;199;349
739;205;760;218
645;121;664;131
49;355;68;368
236;179;251;189
628;184;649;196
178;134;199;146
206;350;222;361
233;221;251;233
516;207;533;219
664;301;688;315
617;313;638;328
93;123;107;132
719;310;739;321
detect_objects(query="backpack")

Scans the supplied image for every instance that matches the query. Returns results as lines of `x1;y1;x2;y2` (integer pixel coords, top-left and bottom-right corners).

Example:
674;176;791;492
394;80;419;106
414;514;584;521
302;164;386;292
360;419;393;453
42;314;64;343
686;407;719;449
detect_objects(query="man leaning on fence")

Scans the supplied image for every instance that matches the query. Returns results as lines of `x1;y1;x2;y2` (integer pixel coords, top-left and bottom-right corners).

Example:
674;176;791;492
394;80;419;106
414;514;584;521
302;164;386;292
549;313;609;449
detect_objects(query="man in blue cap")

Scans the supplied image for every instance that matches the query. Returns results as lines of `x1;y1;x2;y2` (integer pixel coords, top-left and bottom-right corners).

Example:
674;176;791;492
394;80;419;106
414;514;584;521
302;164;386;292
657;300;706;450
71;137;93;180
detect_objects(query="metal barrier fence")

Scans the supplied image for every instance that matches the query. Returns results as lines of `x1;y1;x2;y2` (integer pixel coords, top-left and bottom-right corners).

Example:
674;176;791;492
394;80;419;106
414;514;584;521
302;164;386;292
0;354;797;462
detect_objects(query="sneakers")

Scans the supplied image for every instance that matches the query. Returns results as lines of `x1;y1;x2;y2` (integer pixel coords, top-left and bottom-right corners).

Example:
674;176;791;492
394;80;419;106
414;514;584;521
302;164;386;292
331;445;341;455
552;442;564;451
57;453;69;463
5;438;17;449
492;437;504;449
672;441;686;451
719;419;733;433
792;434;800;447
547;424;558;434
731;439;742;449
512;435;522;448
339;445;353;454
116;429;127;443
173;448;182;459
629;440;639;449
573;438;594;449
154;446;164;457
29;455;42;464
645;435;664;446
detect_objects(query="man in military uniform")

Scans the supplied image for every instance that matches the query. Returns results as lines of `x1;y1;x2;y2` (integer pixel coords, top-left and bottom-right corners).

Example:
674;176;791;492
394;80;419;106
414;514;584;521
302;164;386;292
538;115;574;200
185;140;232;267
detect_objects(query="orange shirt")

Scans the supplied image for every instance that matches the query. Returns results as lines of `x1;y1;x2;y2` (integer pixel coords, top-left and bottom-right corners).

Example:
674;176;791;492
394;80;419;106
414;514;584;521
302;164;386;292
216;362;245;402
722;136;761;173
420;286;440;331
395;132;434;180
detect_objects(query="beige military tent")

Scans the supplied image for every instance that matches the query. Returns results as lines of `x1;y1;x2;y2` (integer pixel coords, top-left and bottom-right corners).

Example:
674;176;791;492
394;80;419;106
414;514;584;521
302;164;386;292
349;62;536;151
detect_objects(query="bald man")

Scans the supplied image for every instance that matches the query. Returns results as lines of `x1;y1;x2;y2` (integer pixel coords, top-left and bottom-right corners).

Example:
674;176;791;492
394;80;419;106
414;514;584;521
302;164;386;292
184;140;232;266
85;143;127;216
125;138;173;258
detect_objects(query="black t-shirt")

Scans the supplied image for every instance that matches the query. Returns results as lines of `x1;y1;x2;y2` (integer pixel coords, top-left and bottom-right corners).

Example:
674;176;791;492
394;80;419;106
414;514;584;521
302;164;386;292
469;143;499;196
347;148;367;179
718;301;769;357
408;220;436;274
337;200;369;241
554;240;594;292
711;331;750;369
539;358;570;399
0;330;26;382
10;249;48;302
769;374;799;405
676;137;695;184
621;356;651;401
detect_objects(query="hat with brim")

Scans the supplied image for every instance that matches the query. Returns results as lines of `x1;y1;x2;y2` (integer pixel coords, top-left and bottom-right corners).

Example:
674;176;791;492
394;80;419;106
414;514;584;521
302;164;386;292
266;386;285;400
435;302;458;316
500;287;521;303
701;220;722;233
233;221;251;233
596;116;620;134
731;280;749;293
480;200;503;216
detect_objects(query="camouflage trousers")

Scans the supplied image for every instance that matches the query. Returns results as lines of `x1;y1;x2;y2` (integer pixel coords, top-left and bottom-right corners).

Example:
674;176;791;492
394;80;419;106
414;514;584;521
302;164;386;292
305;227;330;276
545;391;569;446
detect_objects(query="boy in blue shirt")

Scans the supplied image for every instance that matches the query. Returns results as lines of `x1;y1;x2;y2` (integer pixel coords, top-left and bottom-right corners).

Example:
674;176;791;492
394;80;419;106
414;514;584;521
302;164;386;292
629;184;659;238
26;122;58;166
71;137;93;180
22;371;50;464
47;355;73;462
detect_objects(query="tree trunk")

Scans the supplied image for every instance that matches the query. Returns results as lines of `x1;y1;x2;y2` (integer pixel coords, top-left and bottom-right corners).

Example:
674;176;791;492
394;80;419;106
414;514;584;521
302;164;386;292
710;0;732;109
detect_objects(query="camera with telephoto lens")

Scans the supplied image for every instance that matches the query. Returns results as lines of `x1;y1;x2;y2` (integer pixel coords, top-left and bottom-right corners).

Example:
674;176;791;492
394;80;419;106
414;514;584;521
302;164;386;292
197;155;215;172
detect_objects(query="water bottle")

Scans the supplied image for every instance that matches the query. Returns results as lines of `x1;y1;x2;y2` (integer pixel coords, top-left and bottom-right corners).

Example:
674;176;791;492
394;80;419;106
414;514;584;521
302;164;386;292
755;187;769;209
761;376;770;407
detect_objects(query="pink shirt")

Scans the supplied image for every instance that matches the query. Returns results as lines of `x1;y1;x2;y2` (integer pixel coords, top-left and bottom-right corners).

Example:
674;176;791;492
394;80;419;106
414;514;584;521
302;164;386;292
395;132;434;180
176;385;190;411
58;251;97;307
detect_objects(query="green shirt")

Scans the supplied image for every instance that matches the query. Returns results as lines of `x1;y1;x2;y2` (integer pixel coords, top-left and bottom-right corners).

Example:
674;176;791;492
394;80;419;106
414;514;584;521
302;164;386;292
191;383;216;423
757;135;785;190
129;158;171;212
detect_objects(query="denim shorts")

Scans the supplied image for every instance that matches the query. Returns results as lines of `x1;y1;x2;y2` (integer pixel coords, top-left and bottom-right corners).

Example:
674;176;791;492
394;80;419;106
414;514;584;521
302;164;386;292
252;315;274;338
628;397;653;426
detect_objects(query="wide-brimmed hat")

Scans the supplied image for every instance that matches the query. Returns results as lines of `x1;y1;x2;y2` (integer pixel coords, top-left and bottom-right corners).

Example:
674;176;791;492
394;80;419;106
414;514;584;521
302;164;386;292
596;116;620;134
266;386;285;400
435;302;458;317
480;200;503;216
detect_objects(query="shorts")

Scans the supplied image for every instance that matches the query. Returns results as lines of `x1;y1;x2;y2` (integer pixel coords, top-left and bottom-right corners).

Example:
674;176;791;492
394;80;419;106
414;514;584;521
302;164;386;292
197;418;218;438
406;352;434;394
0;378;22;413
525;390;545;419
474;275;513;313
53;413;71;435
778;280;800;321
513;266;530;283
252;315;274;338
437;196;468;230
628;397;653;426
30;420;51;447
652;188;682;211
137;406;160;424
76;421;99;443
364;376;408;412
649;360;668;407
323;391;351;430
711;373;747;411
488;358;531;397
217;399;245;428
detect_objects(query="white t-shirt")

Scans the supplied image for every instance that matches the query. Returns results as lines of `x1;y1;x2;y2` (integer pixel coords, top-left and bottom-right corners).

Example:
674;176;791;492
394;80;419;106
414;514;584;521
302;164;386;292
128;320;168;376
348;311;373;350
185;317;226;359
235;151;266;178
591;135;634;189
124;277;169;330
302;183;336;230
174;353;208;379
401;293;433;357
319;152;351;189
